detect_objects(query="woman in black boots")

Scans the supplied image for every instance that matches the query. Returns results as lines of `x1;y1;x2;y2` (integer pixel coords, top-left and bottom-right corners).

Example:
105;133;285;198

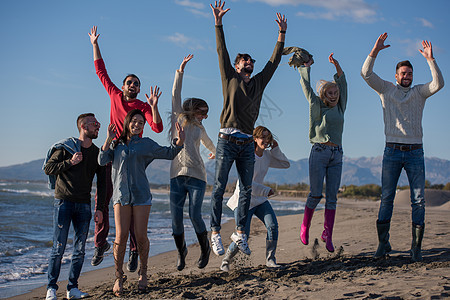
169;54;216;270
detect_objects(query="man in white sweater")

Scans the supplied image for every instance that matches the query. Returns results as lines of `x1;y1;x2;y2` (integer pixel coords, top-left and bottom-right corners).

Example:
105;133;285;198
361;32;444;262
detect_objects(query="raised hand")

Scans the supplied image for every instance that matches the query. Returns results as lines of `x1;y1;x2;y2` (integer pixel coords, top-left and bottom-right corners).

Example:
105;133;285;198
107;124;117;140
276;13;287;31
419;40;434;61
329;53;343;76
175;122;185;146
370;32;390;57
210;0;230;25
304;58;314;67
145;86;162;108
89;26;99;45
179;54;194;73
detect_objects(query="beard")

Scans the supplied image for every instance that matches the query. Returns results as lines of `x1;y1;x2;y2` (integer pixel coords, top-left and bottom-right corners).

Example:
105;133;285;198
400;80;412;88
86;131;98;139
243;66;253;75
124;90;138;99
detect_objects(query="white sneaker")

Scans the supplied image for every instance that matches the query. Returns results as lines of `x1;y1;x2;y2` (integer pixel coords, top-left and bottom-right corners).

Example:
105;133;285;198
231;232;251;255
67;287;89;299
211;233;225;256
46;288;57;300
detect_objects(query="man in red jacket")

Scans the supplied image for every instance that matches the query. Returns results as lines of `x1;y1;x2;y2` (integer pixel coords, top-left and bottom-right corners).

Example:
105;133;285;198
88;26;163;272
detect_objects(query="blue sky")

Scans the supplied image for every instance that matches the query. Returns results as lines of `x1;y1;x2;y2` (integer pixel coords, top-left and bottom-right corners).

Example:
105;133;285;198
0;0;449;167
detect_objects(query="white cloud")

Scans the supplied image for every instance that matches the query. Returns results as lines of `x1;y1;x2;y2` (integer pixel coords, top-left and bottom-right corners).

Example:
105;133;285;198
416;17;434;28
175;0;205;10
175;0;209;18
249;0;378;23
165;32;205;50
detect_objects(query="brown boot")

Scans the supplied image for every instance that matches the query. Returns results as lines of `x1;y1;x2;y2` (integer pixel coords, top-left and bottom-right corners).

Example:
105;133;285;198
113;242;127;296
137;239;149;291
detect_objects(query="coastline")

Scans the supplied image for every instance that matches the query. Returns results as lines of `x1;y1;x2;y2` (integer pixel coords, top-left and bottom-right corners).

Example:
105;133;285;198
11;196;450;299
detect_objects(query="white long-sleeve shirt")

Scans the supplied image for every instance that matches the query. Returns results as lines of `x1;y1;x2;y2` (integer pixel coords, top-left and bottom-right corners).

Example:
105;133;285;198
227;146;290;210
361;55;444;144
170;70;216;181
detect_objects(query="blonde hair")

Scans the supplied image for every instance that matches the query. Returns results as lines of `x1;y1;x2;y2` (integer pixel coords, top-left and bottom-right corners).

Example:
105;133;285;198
168;98;208;140
316;80;339;106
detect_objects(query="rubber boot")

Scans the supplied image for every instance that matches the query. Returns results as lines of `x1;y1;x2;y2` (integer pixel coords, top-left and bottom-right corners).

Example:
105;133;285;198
220;246;239;272
410;223;424;262
321;209;336;252
196;231;211;269
137;239;149;291
374;220;392;258
266;240;280;268
113;242;127;296
173;233;187;271
300;206;315;245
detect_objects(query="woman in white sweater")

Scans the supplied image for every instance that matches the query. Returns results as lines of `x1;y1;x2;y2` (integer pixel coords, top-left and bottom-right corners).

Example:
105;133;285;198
220;126;290;271
170;54;216;271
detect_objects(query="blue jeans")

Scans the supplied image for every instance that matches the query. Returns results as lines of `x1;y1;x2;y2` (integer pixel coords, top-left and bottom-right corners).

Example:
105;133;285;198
210;136;255;232
170;176;207;235
378;146;425;225
306;143;343;210
228;200;278;252
47;199;91;291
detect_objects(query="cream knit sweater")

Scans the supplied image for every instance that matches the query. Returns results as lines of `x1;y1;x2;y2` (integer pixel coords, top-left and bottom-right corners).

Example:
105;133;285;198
361;55;444;144
170;70;216;182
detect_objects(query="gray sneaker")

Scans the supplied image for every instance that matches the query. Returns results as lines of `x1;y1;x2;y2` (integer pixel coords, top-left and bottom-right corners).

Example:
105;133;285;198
231;232;251;255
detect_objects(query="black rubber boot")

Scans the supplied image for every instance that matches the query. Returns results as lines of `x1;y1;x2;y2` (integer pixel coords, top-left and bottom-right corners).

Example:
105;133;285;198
410;223;424;262
196;231;211;269
173;233;187;271
374;220;392;258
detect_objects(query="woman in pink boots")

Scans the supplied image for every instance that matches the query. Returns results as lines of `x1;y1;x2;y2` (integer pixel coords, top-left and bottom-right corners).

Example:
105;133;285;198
297;53;347;252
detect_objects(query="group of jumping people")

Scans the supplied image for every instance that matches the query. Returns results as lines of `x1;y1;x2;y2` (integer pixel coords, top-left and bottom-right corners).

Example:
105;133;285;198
43;1;444;299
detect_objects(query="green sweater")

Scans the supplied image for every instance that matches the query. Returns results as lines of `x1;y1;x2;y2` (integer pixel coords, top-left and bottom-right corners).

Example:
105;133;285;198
215;25;284;135
298;66;347;145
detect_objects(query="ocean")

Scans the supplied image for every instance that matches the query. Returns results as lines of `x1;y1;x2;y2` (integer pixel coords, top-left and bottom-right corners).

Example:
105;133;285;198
0;180;307;298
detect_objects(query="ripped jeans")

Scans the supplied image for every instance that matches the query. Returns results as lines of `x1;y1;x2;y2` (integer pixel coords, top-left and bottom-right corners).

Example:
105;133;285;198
47;199;91;291
210;136;255;232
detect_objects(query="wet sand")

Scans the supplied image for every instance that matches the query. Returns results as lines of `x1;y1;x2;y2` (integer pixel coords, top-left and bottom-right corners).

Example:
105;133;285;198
12;194;450;299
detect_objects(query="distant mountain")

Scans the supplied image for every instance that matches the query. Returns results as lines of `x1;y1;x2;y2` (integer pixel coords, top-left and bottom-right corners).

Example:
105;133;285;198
1;156;449;186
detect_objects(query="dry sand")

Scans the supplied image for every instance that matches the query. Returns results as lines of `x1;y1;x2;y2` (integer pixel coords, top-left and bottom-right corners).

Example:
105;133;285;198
12;192;450;299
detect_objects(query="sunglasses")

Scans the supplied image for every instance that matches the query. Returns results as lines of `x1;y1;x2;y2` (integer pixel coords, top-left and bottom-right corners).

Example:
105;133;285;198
85;121;101;128
242;56;256;63
125;80;140;87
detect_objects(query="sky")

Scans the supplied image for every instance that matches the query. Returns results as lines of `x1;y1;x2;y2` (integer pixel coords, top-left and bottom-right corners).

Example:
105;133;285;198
0;0;449;167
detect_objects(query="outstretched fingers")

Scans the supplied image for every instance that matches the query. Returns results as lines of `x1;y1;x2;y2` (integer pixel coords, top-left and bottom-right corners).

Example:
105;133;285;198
276;13;287;30
89;25;99;44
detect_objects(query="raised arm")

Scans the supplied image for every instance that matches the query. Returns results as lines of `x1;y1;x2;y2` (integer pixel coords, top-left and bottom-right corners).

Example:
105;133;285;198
361;33;392;93
275;13;287;43
369;32;390;58
145;86;162;125
89;26;102;61
102;124;117;151
210;0;230;26
329;53;343;77
418;40;445;97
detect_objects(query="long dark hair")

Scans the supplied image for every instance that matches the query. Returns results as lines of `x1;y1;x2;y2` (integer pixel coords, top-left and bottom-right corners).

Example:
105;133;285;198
117;109;145;145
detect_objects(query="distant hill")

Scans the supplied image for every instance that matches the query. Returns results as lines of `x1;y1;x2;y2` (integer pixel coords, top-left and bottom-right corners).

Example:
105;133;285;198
1;156;449;186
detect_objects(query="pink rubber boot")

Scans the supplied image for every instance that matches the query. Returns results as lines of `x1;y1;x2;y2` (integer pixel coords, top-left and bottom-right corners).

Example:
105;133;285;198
300;206;315;245
321;209;336;252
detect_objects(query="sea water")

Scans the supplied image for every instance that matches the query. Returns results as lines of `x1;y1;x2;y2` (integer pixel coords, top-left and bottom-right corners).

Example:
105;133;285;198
0;180;307;298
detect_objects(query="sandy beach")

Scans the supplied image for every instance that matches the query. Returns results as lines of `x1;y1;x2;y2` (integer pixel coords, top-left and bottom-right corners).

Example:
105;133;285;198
12;192;450;299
